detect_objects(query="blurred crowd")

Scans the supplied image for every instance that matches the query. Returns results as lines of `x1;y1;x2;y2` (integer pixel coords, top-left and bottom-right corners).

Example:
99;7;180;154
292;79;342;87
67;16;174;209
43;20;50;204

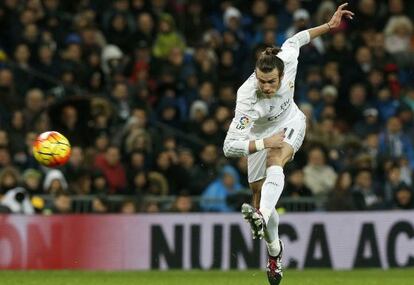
0;0;414;214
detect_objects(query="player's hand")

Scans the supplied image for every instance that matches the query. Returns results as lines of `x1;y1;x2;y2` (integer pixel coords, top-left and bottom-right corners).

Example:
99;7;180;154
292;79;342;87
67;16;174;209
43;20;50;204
327;3;354;29
264;130;285;149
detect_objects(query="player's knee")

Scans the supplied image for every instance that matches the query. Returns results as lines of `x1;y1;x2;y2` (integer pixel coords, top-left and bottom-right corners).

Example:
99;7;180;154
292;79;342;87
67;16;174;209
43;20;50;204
266;148;283;166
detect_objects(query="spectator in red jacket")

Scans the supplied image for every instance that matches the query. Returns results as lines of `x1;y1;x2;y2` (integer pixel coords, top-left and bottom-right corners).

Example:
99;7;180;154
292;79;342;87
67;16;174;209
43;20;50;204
94;145;127;194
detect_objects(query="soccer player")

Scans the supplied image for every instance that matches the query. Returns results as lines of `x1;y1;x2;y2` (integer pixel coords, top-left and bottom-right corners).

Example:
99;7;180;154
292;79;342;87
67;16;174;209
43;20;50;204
223;3;353;285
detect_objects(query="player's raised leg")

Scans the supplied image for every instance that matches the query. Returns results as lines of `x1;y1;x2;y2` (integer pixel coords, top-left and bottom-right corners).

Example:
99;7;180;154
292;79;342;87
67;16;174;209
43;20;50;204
242;151;267;239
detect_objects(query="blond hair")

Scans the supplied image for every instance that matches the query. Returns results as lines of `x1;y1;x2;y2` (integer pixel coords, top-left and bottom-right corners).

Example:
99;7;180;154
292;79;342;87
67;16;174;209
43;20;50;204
384;15;413;36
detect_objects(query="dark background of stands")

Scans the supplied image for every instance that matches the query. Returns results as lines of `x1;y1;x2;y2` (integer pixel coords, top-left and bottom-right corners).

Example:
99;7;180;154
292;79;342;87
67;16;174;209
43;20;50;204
0;0;413;214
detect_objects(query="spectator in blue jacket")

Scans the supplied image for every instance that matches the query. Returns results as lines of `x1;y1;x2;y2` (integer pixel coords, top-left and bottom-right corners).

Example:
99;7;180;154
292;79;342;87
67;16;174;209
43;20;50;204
201;165;243;212
379;116;414;169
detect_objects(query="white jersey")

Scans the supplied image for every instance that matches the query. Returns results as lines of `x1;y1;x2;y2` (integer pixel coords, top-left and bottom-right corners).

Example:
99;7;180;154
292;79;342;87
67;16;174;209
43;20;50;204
223;30;310;157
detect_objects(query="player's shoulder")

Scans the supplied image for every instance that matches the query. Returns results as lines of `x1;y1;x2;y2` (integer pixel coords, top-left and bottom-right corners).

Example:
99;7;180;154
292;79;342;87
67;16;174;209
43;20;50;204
236;73;257;112
237;73;257;101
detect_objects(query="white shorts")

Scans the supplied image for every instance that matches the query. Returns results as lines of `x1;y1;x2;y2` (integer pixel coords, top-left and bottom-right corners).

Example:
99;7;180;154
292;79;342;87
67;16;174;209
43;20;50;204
247;112;306;183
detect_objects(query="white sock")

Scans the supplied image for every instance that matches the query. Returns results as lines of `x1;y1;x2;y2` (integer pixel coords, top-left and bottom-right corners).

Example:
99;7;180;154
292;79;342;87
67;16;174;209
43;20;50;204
265;208;281;257
259;165;284;224
267;239;281;257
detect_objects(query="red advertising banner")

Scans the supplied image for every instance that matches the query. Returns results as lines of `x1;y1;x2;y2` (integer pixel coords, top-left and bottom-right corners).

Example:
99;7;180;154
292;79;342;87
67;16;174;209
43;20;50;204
0;212;413;270
0;215;148;270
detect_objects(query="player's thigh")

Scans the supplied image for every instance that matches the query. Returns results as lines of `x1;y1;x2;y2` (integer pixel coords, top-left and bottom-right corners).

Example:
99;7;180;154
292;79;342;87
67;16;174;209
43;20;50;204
266;142;294;167
247;149;267;184
282;113;306;154
266;114;306;166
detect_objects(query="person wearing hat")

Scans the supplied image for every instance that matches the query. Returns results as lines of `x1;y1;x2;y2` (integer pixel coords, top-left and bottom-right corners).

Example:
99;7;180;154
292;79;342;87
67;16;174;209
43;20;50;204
286;9;325;54
152;13;186;59
353;107;381;138
22;168;43;195
223;4;353;284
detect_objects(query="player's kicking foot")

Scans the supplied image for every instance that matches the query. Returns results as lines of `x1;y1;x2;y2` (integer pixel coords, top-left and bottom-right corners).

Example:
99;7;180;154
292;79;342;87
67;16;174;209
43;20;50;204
266;240;284;285
241;203;266;239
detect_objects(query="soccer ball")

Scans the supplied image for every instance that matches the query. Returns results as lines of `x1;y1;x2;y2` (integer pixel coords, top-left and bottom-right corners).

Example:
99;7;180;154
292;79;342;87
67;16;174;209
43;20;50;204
33;131;71;167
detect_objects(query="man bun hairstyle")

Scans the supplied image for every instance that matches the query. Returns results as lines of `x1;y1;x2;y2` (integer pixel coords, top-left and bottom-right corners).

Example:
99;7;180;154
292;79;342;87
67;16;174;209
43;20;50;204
256;46;284;74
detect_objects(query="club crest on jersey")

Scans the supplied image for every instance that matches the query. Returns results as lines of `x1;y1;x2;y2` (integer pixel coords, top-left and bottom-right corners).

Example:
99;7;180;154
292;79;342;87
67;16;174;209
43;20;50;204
289;81;294;89
236;116;250;130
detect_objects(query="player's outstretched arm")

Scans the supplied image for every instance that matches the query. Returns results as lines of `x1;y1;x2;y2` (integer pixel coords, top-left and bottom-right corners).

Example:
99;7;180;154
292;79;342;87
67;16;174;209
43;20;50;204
308;3;353;40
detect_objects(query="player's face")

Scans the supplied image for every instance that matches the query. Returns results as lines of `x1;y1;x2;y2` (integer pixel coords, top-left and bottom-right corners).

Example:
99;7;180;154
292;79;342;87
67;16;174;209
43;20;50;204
255;68;283;98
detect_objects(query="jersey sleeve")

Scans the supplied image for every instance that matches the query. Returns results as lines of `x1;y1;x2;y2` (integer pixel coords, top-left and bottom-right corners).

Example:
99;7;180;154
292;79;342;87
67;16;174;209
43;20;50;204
278;30;310;63
223;101;254;158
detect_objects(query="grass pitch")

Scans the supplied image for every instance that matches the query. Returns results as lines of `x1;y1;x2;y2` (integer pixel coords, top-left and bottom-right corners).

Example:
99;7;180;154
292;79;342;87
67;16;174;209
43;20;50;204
0;269;413;285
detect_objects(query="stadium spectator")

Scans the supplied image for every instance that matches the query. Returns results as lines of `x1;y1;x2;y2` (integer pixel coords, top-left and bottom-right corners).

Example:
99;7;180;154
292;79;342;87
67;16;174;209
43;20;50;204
131;12;155;48
0;166;20;195
70;170;92;195
370;32;394;70
44;191;73;214
286;9;325;55
91;195;110;213
91;170;109;195
375;87;399;122
142;200;160;213
193;144;220;195
154;150;183;195
7;110;27;156
360;133;380;169
170;191;196;213
303;146;337;197
390;183;414;210
22;88;45;126
63;146;86;181
128;170;149;196
0;130;9;149
281;167;314;211
402;88;414;113
353;108;381;138
201;165;243;212
198;117;223;146
125;151;147;185
396;104;414;145
22;168;42;195
152;13;185;59
326;171;355;211
379;163;406;204
119;199;138;214
0;68;19;116
176;148;206;195
187;99;209;134
384;16;413;55
283;168;313;199
352;169;381;210
12;43;33;97
43;169;68;195
146;171;169;196
183;0;208;47
379;116;414;169
340;83;370;127
94;145;127;194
